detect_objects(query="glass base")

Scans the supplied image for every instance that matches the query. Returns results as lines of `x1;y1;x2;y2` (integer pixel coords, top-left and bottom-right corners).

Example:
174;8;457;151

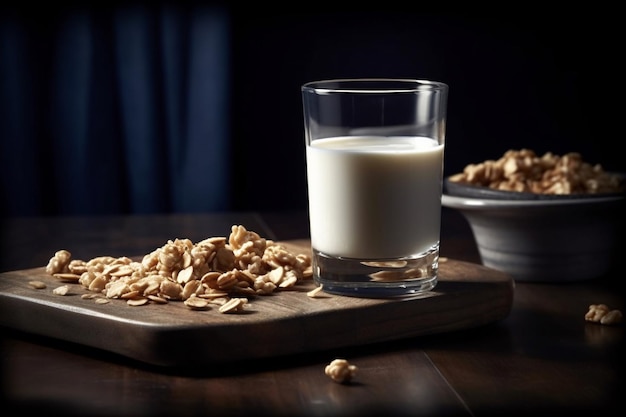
312;245;439;298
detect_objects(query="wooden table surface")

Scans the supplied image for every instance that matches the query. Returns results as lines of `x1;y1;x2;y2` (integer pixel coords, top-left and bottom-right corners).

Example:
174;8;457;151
1;209;623;416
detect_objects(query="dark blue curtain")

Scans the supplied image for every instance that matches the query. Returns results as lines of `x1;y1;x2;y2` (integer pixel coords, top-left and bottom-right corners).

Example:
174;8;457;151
1;3;231;217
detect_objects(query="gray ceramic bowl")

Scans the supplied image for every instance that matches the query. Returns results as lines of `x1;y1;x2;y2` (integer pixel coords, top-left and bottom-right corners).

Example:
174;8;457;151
442;182;625;282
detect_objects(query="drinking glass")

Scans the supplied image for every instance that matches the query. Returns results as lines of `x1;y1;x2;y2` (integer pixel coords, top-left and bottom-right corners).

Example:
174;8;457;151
302;78;448;297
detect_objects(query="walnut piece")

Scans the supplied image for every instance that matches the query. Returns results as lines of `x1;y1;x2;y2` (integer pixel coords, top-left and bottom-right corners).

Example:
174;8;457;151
45;250;72;274
52;285;70;296
325;359;358;384
585;304;623;325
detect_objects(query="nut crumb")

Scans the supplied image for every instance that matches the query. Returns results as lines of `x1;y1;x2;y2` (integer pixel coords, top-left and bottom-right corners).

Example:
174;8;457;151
325;358;358;384
126;297;149;307
52;285;70;296
81;293;98;299
307;284;324;298
29;280;47;289
52;273;81;282
184;296;210;310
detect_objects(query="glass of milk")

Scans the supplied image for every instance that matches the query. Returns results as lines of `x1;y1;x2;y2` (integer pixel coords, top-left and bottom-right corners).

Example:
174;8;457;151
302;79;448;297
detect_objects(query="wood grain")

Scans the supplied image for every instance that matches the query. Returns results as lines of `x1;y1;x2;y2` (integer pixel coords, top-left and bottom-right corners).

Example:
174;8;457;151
0;240;514;368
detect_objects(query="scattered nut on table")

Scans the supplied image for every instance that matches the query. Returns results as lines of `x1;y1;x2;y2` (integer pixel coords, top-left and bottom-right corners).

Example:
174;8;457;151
325;359;358;384
52;285;70;296
585;304;623;325
307;284;324;298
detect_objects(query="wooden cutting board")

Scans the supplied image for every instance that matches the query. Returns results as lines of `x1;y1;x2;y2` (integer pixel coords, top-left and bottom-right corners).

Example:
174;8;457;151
0;240;514;368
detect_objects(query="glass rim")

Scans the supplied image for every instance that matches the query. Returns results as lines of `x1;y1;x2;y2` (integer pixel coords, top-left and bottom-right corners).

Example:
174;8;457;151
302;78;448;94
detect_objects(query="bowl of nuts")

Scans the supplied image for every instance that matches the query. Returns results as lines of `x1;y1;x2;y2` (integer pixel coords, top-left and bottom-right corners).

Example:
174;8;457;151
442;149;625;282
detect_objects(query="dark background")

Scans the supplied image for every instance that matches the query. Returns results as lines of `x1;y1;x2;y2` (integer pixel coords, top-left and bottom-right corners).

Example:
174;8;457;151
229;8;623;211
2;2;623;215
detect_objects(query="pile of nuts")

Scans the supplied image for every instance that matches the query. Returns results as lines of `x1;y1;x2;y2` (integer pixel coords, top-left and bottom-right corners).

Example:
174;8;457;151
43;225;313;313
448;149;624;195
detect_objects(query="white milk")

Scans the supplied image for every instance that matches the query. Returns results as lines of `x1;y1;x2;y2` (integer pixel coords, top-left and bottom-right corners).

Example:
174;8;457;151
306;135;444;259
